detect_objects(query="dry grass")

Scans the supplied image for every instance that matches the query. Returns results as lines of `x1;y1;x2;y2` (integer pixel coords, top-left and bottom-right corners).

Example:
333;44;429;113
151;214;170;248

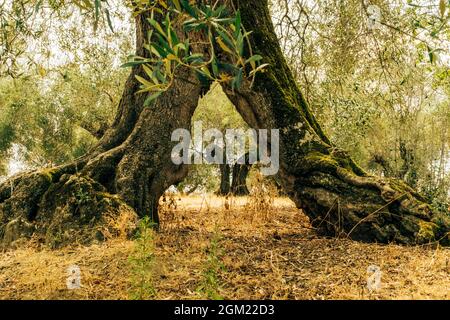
0;195;449;300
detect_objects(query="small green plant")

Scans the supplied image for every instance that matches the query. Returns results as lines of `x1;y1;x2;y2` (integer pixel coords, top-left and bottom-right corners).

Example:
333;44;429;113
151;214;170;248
128;217;158;300
75;187;91;206
197;224;225;300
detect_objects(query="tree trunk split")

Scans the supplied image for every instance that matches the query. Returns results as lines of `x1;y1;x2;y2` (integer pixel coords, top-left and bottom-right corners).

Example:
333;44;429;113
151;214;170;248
217;152;251;196
0;0;448;248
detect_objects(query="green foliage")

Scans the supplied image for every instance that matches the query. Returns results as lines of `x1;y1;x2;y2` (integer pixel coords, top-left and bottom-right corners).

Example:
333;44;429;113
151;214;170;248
273;0;450;203
123;0;267;105
0;68;120;172
0;8;131;176
128;217;158;300
0;0;129;77
177;164;219;194
197;224;225;300
75;187;91;206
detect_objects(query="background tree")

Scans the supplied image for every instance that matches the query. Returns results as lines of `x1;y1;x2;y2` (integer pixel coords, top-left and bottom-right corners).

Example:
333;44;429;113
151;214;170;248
272;0;450;205
0;0;132;178
176;84;249;195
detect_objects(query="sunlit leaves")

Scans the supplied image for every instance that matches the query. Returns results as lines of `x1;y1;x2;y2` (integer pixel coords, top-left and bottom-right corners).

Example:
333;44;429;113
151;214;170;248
122;0;268;105
439;0;447;18
70;0;114;32
408;0;449;40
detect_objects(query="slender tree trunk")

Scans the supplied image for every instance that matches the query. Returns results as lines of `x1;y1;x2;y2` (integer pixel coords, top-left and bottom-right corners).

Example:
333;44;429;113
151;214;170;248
218;163;231;196
218;152;251;196
231;163;250;196
231;153;251;196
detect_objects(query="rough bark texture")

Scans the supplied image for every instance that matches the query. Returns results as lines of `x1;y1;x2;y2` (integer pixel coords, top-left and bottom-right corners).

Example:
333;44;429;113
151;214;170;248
0;13;206;248
221;0;450;245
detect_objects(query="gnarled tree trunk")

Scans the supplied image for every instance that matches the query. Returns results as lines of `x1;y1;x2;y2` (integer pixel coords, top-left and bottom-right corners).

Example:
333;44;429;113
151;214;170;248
0;0;448;249
220;0;449;245
0;12;207;248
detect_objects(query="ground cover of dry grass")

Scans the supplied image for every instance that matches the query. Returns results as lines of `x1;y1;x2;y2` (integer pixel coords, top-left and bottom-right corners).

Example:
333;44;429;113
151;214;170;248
0;195;448;300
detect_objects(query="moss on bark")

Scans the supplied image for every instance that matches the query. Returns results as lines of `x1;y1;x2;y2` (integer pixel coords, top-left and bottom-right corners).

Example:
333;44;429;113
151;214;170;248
224;0;450;245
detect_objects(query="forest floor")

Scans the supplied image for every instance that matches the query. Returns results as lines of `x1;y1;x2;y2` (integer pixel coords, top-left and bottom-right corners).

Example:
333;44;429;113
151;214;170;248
0;195;449;300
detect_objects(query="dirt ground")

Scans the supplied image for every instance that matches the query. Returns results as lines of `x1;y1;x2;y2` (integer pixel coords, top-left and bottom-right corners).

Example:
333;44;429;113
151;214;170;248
0;195;449;300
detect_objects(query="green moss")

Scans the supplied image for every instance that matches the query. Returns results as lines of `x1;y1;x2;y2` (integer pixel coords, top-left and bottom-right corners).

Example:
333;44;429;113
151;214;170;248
431;212;450;245
340;157;367;177
239;0;331;144
96;192;118;199
303;151;339;173
416;220;437;243
96;192;127;205
306;152;339;166
40;168;59;183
